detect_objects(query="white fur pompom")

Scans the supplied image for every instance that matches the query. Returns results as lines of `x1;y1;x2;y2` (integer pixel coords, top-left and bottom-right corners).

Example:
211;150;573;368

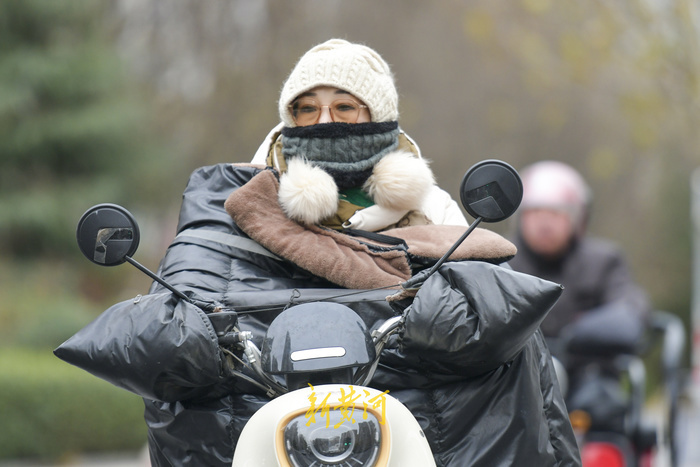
363;151;435;211
278;158;339;225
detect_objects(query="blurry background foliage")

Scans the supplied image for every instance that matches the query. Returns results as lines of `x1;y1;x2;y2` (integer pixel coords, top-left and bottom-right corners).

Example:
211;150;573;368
0;0;698;461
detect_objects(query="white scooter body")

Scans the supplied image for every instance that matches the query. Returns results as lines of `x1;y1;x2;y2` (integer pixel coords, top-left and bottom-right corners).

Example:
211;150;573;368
233;384;435;467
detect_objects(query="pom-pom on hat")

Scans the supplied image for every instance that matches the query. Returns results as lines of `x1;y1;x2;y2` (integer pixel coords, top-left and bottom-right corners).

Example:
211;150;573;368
279;39;399;126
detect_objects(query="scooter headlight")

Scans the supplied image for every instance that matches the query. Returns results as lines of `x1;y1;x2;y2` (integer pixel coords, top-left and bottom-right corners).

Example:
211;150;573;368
281;409;383;466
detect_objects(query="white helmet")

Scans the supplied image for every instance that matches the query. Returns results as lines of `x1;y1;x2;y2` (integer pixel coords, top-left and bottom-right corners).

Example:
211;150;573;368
519;160;592;233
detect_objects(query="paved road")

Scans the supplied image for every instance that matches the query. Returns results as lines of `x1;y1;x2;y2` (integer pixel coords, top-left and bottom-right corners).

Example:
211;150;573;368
677;397;700;467
0;449;148;467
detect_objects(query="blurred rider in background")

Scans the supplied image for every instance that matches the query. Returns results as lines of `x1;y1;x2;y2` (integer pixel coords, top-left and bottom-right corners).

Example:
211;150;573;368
508;160;651;359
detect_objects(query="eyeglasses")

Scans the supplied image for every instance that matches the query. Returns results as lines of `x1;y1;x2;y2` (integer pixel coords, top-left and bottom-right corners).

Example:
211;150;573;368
288;97;369;126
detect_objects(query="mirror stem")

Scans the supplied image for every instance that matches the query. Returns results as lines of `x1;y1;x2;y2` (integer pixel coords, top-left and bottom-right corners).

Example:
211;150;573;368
401;217;483;291
125;256;192;303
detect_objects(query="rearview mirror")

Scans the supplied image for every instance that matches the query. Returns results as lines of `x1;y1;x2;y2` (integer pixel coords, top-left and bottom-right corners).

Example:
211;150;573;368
76;203;192;303
76;204;140;266
459;159;523;222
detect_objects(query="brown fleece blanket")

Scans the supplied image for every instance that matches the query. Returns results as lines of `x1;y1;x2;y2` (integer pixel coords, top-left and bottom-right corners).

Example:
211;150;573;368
224;168;516;290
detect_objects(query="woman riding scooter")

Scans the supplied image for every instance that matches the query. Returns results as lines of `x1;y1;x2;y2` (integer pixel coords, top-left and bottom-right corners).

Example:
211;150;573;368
61;39;581;466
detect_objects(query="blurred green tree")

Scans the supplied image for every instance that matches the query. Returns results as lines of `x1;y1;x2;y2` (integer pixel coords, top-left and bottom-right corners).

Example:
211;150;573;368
0;0;179;259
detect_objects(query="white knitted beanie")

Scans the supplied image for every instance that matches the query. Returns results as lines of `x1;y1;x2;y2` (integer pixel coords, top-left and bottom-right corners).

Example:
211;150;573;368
279;39;399;126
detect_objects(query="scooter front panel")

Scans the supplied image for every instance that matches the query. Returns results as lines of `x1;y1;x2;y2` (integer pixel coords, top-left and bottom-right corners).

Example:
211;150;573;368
232;384;435;467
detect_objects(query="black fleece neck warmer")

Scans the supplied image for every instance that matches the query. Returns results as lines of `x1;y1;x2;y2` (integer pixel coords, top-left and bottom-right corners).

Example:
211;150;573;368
281;121;399;189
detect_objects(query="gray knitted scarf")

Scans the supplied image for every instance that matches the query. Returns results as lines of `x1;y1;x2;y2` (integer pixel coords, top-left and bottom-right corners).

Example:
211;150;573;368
281;121;399;189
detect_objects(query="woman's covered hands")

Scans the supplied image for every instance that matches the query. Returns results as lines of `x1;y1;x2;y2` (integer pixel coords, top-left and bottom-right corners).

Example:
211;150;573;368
400;261;563;375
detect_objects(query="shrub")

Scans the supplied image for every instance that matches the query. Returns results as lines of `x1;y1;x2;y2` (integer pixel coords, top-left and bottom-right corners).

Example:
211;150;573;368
0;347;146;461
